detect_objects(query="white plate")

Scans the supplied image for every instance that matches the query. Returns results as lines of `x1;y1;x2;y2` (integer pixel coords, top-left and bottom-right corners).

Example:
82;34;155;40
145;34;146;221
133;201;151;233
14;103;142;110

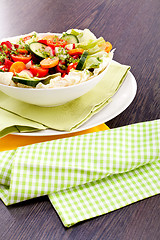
13;70;137;136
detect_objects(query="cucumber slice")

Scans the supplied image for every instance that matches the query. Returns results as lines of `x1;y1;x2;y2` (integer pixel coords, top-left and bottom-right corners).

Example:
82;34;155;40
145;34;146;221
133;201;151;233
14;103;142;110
60;34;79;44
29;42;47;59
12;76;41;87
34;73;61;85
12;73;61;87
76;51;88;70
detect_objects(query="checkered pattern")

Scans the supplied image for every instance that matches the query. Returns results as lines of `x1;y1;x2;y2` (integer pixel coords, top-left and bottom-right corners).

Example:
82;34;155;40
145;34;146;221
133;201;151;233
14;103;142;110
0;150;16;186
50;160;160;227
0;120;160;227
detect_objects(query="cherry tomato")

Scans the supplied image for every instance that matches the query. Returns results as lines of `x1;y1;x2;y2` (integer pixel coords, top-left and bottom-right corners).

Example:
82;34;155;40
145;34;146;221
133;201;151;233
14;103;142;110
9;62;26;75
22;35;32;42
68;48;84;56
30;65;49;78
42;35;58;41
17;49;28;54
57;39;67;48
105;41;112;53
11;54;32;64
47;39;67;48
40;57;59;68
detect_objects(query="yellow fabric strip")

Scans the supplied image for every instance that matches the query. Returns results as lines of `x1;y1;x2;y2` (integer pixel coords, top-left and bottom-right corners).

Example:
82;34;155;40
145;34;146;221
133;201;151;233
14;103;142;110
0;124;109;151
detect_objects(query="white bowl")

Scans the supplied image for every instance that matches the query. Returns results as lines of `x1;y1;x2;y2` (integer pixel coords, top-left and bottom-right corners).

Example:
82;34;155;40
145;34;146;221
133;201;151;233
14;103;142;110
0;66;108;107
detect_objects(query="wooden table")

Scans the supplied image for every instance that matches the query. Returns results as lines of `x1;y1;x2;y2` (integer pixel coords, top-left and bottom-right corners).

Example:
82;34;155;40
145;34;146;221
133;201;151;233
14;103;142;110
0;0;160;239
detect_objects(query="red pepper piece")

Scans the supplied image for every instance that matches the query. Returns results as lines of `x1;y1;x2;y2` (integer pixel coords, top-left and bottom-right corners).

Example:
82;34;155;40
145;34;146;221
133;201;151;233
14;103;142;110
0;65;8;71
55;65;67;74
1;41;12;50
4;58;13;70
38;39;48;45
72;54;79;59
14;44;19;49
62;73;66;78
67;62;78;74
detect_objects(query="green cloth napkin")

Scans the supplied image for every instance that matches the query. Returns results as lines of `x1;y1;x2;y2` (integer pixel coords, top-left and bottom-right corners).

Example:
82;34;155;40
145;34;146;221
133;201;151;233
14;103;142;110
0;61;130;137
0;108;46;137
0;120;160;227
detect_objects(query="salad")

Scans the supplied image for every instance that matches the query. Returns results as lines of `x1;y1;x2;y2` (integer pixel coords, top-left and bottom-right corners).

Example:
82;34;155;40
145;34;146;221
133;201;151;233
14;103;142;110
0;29;114;88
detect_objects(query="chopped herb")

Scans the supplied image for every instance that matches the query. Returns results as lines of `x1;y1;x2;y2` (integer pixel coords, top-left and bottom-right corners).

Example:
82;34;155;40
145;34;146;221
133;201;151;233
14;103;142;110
35;64;41;67
33;32;37;38
24;44;30;51
97;57;102;62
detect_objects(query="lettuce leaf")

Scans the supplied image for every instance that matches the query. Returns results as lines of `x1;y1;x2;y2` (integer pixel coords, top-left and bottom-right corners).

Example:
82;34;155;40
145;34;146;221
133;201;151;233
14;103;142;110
76;37;106;54
84;51;108;69
70;29;97;43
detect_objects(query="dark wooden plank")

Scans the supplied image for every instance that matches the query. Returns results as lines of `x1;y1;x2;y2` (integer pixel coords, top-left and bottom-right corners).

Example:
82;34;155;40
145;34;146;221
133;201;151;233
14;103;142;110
0;0;160;239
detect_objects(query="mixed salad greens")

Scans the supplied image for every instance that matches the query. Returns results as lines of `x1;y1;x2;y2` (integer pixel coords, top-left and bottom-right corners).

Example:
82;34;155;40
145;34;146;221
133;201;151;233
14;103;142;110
0;29;114;88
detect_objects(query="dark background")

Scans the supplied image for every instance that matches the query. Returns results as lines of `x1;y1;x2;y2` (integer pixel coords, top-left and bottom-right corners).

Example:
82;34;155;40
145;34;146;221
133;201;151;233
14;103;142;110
0;0;160;239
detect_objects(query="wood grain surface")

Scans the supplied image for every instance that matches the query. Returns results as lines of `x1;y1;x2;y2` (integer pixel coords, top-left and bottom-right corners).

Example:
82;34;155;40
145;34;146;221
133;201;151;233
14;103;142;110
0;0;160;239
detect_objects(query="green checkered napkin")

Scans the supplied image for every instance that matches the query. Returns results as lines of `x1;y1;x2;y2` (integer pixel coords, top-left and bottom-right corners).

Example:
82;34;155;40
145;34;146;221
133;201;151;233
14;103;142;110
0;120;160;227
0;61;130;137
